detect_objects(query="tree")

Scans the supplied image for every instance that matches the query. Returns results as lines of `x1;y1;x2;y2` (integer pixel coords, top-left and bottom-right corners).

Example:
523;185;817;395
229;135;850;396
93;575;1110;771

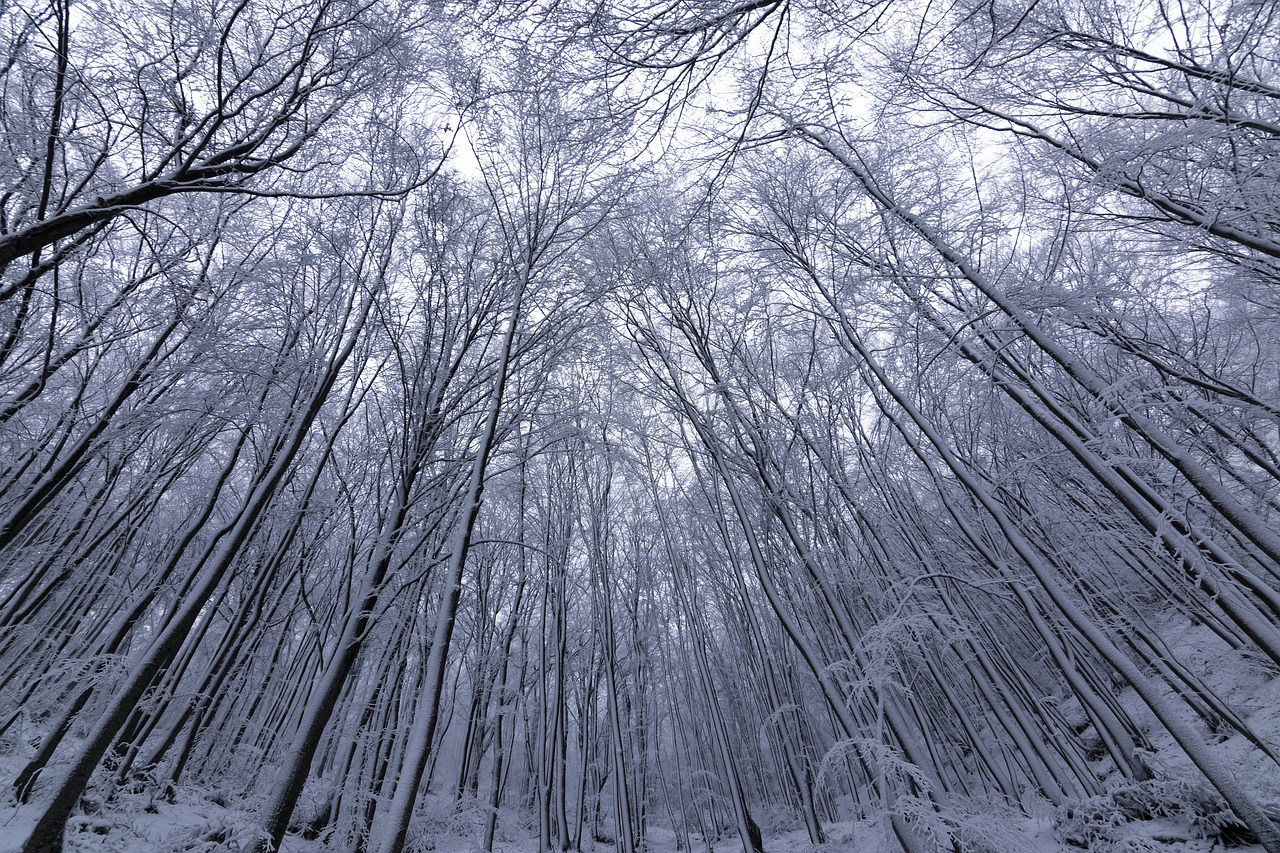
0;0;421;274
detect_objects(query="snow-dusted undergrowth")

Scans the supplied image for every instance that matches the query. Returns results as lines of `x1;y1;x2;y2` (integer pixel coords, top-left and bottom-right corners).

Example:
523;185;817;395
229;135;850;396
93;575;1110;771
4;614;1276;853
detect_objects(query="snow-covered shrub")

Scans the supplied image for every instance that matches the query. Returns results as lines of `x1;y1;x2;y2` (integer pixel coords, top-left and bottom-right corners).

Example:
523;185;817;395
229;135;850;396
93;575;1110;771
754;800;802;835
403;793;490;852
168;818;270;852
448;793;492;838
1056;791;1142;850
1055;776;1260;851
170;820;238;851
820;822;858;848
288;778;337;840
940;800;1031;853
886;792;1029;853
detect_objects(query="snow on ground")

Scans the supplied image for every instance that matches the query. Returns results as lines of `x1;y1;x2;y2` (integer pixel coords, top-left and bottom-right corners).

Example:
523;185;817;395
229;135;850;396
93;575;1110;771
2;612;1277;853
2;775;1055;853
0;781;1265;853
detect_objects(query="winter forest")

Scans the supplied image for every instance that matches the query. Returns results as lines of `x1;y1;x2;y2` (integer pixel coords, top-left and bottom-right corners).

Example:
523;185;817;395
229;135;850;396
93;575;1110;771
2;0;1279;851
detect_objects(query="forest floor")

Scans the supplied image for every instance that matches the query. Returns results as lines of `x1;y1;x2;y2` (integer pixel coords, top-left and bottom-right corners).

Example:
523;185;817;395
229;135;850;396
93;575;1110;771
0;796;1255;853
2;614;1277;853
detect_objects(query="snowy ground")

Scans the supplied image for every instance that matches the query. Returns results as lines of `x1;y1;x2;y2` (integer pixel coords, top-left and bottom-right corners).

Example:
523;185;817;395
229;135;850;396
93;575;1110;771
0;793;1062;853
0;801;1252;853
2;614;1277;853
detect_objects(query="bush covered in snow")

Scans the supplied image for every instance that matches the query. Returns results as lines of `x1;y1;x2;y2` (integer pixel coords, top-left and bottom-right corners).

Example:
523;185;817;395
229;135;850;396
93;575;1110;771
1055;776;1264;852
